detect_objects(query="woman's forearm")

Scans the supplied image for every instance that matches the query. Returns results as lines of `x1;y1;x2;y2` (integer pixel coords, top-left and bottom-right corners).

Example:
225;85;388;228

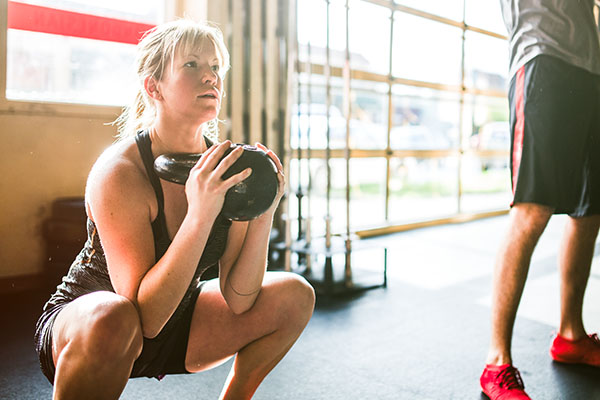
136;213;214;337
222;213;273;313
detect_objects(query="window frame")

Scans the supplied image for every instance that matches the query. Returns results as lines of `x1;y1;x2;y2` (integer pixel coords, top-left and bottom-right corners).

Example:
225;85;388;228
0;0;179;118
293;0;514;237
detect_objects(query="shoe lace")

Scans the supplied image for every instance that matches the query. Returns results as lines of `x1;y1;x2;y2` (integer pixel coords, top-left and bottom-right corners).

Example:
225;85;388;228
496;366;525;390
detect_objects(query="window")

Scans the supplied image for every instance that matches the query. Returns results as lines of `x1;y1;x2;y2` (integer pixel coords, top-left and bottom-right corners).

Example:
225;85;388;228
6;0;163;106
392;12;463;86
293;0;512;235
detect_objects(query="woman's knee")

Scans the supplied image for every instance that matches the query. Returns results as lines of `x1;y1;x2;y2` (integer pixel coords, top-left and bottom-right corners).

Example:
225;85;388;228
273;273;315;323
76;293;143;362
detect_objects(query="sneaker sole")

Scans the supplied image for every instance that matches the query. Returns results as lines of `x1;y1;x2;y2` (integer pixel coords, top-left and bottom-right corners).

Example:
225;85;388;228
551;353;600;367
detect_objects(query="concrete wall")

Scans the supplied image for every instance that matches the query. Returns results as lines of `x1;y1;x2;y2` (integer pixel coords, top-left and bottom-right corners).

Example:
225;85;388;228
0;110;117;279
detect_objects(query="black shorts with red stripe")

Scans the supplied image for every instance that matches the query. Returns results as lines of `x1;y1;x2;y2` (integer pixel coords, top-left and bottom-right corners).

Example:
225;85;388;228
508;54;600;216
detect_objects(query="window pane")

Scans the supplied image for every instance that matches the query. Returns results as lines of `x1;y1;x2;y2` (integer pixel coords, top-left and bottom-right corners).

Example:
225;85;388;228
461;154;511;213
7;30;137;105
461;94;511;213
464;0;506;35
288;157;388;233
6;0;163;105
392;13;462;85
329;0;348;56
391;85;460;150
464;31;509;92
291;77;345;150
349;158;387;229
287;158;313;241
298;0;327;48
388;157;459;222
350;80;388;150
349;0;390;75
393;0;464;21
298;0;346;69
288;158;354;236
462;94;509;150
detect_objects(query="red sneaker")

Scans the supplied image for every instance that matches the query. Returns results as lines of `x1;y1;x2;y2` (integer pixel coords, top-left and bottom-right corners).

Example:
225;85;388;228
550;333;600;367
480;364;531;400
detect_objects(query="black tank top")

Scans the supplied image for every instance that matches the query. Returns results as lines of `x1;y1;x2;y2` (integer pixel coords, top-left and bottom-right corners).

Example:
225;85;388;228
134;130;232;266
44;131;232;328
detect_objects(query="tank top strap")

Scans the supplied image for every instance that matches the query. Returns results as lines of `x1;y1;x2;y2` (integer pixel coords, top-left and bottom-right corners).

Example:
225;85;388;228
204;135;215;148
135;130;170;249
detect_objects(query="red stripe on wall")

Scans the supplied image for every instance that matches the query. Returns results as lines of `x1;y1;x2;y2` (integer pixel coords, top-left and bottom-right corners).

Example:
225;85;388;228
7;1;155;45
511;65;526;196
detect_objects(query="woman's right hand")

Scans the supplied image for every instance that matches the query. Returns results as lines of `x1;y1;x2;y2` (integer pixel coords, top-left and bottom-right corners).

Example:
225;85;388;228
184;140;251;222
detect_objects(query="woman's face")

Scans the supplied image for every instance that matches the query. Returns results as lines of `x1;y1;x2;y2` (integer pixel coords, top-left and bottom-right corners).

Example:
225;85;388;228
155;38;224;126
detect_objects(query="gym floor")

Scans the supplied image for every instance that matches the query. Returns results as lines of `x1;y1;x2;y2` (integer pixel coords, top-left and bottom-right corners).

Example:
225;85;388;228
1;214;599;399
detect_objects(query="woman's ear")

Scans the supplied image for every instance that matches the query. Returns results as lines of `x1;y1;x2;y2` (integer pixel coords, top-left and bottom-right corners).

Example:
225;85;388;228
144;76;162;100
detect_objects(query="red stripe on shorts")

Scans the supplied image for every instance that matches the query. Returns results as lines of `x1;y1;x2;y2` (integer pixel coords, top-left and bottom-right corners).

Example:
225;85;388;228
512;65;526;195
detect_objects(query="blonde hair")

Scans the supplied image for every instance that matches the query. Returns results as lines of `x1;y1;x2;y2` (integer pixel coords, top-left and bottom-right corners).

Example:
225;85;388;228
115;19;230;141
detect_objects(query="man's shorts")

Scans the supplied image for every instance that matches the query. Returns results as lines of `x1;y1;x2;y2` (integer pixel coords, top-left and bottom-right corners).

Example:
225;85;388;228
508;54;600;216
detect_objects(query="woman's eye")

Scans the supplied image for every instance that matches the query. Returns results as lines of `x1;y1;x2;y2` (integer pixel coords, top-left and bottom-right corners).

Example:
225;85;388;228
211;65;220;72
184;61;197;68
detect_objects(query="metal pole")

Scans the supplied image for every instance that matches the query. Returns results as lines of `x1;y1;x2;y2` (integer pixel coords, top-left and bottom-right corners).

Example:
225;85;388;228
283;0;297;273
295;50;304;243
305;40;313;273
324;0;332;249
343;0;352;288
385;6;395;221
457;0;466;214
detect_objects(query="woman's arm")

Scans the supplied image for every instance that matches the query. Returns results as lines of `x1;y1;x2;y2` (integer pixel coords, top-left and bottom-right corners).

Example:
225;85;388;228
218;215;271;314
218;144;286;314
88;141;249;338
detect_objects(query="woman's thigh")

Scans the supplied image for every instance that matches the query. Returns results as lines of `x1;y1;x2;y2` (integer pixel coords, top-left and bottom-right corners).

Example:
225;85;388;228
51;291;142;366
184;271;315;372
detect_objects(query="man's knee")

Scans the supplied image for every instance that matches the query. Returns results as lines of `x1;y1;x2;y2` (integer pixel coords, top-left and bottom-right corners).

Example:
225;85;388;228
511;202;554;236
569;214;600;241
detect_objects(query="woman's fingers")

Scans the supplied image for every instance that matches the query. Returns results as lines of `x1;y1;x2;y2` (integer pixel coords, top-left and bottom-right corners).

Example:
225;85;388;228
253;143;285;203
211;145;244;177
255;142;283;173
221;167;253;189
191;141;285;199
194;140;232;171
192;141;218;168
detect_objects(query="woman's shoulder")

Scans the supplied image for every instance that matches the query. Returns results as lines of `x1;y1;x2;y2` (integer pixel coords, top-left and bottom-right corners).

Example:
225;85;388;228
90;137;145;183
85;137;155;216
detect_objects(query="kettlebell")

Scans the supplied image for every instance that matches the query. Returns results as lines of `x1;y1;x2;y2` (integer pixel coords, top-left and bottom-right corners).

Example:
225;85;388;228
154;144;279;221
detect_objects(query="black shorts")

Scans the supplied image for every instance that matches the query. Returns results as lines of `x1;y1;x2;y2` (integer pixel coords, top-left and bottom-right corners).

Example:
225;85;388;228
508;54;600;216
34;285;202;384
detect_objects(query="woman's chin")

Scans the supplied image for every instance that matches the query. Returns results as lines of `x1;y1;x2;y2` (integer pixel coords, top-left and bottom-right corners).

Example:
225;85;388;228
193;109;219;124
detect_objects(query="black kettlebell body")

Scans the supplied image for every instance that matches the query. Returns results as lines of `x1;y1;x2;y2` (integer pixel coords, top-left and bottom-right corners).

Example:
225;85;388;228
154;144;279;221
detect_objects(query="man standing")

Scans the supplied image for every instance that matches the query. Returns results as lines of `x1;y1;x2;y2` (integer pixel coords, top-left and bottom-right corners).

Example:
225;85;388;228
480;1;600;399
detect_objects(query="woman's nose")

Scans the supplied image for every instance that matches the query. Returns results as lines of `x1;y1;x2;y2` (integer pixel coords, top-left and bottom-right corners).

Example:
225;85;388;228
202;66;218;85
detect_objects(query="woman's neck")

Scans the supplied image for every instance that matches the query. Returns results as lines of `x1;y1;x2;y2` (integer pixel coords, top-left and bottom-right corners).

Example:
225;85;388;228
149;119;209;155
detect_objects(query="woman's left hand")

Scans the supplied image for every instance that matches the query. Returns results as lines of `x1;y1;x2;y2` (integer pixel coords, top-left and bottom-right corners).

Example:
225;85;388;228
254;142;285;220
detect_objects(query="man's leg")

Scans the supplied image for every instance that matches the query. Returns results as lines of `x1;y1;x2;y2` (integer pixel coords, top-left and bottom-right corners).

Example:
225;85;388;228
480;203;553;400
485;203;553;366
549;214;600;367
557;214;600;340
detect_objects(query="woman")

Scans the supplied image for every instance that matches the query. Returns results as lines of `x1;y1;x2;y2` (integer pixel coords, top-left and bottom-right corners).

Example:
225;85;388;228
34;19;315;400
